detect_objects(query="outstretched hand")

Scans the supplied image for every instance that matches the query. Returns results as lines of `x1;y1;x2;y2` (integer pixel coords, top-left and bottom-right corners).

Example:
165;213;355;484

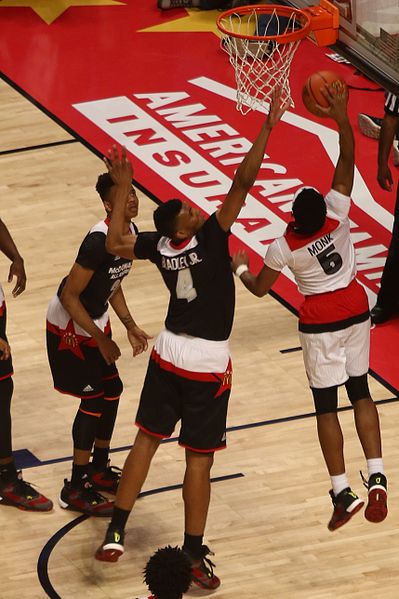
266;87;292;129
104;145;133;187
317;81;348;122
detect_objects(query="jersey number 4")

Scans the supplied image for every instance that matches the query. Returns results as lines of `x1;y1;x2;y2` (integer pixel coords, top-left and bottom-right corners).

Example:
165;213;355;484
176;268;197;302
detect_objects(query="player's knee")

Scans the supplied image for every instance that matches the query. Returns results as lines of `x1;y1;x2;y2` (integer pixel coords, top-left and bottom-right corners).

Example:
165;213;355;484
311;385;338;414
345;373;371;404
78;396;103;417
103;376;123;400
185;449;214;471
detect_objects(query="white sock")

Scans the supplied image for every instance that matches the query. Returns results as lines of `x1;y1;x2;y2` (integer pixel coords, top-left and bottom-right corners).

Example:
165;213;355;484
331;473;349;497
367;458;384;477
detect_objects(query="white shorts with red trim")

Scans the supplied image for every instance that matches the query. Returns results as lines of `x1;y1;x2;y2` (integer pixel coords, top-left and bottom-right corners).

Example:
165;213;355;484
299;319;370;389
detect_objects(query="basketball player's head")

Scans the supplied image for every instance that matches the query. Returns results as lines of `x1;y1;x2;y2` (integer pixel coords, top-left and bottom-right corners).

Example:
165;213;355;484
292;186;326;235
154;199;205;242
95;173;138;220
143;545;192;599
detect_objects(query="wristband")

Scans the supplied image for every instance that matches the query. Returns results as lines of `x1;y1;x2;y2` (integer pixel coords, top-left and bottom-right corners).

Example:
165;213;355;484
235;264;249;278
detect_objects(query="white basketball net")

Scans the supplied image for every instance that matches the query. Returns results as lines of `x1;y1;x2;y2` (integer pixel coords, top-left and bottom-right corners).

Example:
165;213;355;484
219;8;304;115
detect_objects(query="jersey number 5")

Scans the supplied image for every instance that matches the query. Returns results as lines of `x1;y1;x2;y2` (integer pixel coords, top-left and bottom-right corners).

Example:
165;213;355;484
176;268;197;302
317;244;343;275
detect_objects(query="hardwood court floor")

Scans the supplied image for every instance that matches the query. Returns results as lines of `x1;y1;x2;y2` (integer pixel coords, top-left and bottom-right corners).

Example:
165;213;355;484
1;78;399;599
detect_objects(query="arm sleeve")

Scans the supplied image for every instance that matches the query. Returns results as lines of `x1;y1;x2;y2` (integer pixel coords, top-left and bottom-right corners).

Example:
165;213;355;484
75;232;107;270
264;239;287;272
324;188;351;220
134;232;160;261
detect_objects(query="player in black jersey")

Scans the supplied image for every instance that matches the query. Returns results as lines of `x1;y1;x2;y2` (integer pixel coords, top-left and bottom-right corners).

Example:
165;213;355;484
95;89;289;588
46;173;151;517
0;218;53;511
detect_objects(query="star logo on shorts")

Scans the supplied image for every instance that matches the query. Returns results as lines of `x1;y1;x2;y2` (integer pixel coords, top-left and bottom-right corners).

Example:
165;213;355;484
57;319;86;360
214;363;232;398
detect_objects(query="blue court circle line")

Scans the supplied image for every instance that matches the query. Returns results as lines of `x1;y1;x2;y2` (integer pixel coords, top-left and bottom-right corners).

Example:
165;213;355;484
37;472;244;599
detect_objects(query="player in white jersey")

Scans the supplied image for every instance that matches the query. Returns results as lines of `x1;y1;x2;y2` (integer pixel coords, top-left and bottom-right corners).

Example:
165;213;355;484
232;81;387;531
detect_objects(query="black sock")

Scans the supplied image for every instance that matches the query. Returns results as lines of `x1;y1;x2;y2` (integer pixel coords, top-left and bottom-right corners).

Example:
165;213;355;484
183;533;203;559
92;446;109;471
71;463;88;487
110;505;131;531
0;460;17;483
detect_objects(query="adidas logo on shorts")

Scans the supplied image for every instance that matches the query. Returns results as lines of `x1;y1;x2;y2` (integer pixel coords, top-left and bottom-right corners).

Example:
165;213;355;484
82;384;94;392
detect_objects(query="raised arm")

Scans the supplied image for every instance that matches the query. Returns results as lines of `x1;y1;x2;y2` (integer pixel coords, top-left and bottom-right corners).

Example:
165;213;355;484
0;218;26;297
104;146;138;260
318;83;354;197
216;88;290;232
377;107;398;192
231;249;280;297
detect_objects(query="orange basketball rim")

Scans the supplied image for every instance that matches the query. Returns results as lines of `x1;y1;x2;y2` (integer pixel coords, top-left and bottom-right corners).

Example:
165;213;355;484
216;0;339;114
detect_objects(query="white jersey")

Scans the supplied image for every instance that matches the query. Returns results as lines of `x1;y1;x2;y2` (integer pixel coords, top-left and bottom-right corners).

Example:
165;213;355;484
265;189;355;295
265;189;369;333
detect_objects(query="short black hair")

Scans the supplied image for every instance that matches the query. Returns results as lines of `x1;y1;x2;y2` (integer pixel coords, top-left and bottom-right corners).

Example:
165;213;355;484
153;199;182;238
143;545;192;599
95;173;114;202
292;187;326;235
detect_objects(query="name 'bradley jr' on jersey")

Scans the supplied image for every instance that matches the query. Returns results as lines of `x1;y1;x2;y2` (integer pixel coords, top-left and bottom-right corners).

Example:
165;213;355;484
162;251;203;271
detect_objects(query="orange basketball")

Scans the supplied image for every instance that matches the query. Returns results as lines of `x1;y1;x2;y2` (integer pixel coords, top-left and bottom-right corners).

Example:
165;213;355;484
302;70;346;118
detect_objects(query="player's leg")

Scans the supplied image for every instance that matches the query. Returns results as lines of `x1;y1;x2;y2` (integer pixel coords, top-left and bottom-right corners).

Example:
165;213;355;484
371;181;399;323
0;310;52;511
345;320;387;522
90;374;123;495
0;375;53;512
46;321;114;516
58;394;114;516
95;355;176;562
179;372;230;591
300;329;364;530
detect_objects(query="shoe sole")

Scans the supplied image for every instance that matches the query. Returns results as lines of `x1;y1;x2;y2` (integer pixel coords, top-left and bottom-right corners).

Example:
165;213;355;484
95;546;124;562
358;115;381;139
0;498;53;512
365;488;387;523
328;499;364;531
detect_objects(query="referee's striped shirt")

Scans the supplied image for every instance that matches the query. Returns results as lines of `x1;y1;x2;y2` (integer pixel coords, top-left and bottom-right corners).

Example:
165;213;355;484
385;92;399;115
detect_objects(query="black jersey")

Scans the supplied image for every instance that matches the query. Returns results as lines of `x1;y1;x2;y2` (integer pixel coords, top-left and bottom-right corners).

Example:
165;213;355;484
134;213;235;341
57;219;136;319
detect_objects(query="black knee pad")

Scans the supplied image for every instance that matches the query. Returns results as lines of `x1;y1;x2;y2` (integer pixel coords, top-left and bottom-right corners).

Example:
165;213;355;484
79;396;104;417
103;376;123;400
311;385;338;414
345;374;371;404
72;408;99;450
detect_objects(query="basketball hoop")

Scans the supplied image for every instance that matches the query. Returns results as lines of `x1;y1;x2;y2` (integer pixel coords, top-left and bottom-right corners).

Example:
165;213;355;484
217;1;339;115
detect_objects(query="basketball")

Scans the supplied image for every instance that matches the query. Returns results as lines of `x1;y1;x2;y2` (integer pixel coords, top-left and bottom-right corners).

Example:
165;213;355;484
302;70;346;118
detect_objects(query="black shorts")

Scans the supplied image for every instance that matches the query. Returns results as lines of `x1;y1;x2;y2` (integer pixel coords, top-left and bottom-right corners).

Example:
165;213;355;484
46;327;119;399
0;309;13;381
136;352;231;452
